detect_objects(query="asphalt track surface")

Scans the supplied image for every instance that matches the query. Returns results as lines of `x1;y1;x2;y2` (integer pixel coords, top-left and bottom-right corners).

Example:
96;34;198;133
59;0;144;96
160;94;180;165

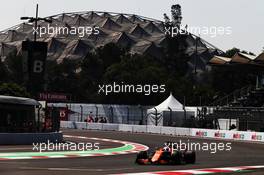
0;129;264;175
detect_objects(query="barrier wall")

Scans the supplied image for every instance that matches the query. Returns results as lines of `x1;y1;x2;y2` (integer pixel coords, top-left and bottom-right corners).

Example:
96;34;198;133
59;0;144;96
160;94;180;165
75;122;87;129
119;124;133;132
87;123;103;130
147;126;162;134
161;126;175;135
0;132;63;145
61;121;264;143
132;125;147;133
176;127;191;136
102;123;119;131
191;128;264;142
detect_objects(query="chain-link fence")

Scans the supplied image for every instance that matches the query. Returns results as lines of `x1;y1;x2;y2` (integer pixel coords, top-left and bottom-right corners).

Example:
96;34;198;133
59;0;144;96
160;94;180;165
48;103;152;125
212;107;264;132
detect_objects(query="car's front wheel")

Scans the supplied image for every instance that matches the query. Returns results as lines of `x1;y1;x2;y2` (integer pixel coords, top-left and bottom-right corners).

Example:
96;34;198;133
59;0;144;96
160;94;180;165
185;151;196;164
171;151;185;165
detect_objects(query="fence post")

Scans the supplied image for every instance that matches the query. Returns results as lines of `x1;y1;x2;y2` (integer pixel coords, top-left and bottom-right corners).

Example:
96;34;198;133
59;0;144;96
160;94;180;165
154;107;158;126
127;107;130;124
138;105;144;125
95;105;98;118
80;105;83;122
109;106;113;123
168;107;172;126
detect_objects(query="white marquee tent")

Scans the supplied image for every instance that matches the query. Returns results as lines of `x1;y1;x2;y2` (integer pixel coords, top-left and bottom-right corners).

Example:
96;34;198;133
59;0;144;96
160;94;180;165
148;93;184;113
147;93;197;126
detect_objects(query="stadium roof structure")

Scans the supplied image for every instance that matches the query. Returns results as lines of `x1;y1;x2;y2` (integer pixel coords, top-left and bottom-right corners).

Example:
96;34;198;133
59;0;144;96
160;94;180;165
231;52;257;63
0;11;224;68
209;55;232;65
255;52;264;62
209;52;264;66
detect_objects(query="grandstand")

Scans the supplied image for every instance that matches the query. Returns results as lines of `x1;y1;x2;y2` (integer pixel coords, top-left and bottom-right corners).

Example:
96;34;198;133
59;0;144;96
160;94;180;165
0;11;224;73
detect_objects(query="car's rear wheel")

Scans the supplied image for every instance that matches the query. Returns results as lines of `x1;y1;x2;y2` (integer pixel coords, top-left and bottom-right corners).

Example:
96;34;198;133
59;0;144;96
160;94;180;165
185;151;196;164
135;151;148;164
137;151;148;159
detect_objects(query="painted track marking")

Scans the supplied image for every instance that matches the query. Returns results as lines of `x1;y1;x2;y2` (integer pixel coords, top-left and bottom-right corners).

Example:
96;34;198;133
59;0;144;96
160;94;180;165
0;135;148;160
115;165;264;175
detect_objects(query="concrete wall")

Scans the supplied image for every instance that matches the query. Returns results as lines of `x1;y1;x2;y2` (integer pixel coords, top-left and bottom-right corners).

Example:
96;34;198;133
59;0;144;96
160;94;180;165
0;132;63;145
61;121;264;143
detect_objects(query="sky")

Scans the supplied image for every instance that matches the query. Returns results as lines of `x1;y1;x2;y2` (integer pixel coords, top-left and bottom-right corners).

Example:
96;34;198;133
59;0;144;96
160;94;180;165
0;0;263;54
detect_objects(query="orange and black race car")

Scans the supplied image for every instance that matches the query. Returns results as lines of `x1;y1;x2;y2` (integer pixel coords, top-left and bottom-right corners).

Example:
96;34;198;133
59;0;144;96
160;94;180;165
135;142;196;165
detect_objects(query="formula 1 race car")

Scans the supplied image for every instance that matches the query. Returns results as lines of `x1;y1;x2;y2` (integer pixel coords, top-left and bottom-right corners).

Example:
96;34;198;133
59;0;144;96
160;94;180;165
136;142;196;165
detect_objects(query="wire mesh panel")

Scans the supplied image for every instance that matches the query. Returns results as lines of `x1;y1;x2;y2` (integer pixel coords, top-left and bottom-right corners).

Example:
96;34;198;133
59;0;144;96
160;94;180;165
48;103;151;124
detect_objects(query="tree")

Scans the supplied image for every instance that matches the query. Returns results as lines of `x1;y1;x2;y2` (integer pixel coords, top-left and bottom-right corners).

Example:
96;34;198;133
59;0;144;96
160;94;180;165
226;47;255;57
81;52;104;82
5;52;25;85
0;60;9;82
0;83;30;97
101;54;168;104
46;59;80;96
96;43;125;69
163;35;189;76
225;47;240;58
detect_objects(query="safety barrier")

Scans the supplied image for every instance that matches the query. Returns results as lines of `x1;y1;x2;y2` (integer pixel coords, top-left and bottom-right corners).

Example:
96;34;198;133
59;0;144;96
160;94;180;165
0;132;63;145
191;128;264;142
176;127;191;136
147;126;162;134
161;126;175;135
132;125;147;133
75;122;87;129
61;121;264;143
87;123;103;130
102;123;119;131
119;124;133;132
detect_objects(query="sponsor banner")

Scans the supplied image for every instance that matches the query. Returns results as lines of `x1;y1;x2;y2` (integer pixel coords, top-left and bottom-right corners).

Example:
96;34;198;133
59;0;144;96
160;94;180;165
39;92;70;102
224;131;264;142
250;132;264;142
191;128;212;138
232;131;248;140
191;128;264;142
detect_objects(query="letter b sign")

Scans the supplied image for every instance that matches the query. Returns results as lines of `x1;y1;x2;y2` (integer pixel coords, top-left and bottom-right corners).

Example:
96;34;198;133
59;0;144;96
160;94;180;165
33;60;44;73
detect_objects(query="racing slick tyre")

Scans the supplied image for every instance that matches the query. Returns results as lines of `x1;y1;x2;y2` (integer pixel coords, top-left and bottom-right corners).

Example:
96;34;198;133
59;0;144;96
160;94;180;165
171;151;185;165
185;151;196;164
135;151;148;164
